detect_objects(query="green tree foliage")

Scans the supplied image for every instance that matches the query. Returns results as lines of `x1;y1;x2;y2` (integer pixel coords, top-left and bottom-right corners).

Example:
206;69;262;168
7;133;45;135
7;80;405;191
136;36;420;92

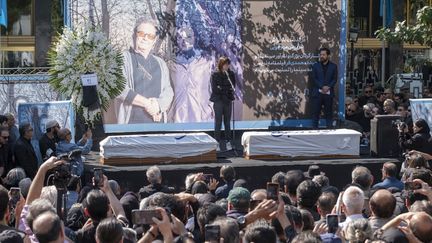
376;6;432;47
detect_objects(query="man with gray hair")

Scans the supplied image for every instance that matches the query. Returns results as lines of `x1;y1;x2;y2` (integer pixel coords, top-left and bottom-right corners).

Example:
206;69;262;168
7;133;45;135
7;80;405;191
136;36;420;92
138;165;174;200
113;17;173;124
340;186;365;229
32;211;65;243
210;216;240;243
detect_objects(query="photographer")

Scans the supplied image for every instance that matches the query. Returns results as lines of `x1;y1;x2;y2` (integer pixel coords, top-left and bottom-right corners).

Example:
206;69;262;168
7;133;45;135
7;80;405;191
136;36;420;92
399;118;431;154
56;128;93;177
17;157;69;242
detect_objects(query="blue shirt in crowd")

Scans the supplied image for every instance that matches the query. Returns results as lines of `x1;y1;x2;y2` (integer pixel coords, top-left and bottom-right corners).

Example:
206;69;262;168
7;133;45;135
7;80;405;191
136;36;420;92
215;181;234;199
56;138;92;176
373;177;404;191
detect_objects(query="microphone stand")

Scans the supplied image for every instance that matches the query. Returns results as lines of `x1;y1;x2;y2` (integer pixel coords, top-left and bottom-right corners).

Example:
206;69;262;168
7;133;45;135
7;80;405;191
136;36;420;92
231;97;239;157
225;69;239;157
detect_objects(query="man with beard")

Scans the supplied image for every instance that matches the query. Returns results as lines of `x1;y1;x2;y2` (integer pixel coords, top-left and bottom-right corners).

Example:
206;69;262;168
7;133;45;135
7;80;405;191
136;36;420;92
358;86;376;107
311;47;338;128
115;18;173;124
39;120;60;161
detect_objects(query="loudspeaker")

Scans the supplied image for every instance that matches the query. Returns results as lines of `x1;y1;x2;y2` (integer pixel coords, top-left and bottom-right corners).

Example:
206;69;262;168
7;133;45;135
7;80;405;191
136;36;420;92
370;115;401;157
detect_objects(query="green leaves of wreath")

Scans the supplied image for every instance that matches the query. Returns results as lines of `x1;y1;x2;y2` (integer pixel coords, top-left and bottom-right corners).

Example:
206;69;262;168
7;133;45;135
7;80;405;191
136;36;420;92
48;27;125;126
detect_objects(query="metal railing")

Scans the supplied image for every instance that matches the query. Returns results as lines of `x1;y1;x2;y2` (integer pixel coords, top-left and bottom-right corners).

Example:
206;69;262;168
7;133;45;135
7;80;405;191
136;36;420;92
0;67;50;84
0;67;58;114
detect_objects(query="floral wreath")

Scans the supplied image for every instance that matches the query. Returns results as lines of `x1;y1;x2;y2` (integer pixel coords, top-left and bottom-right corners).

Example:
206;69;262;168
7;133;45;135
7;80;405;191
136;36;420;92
48;26;125;126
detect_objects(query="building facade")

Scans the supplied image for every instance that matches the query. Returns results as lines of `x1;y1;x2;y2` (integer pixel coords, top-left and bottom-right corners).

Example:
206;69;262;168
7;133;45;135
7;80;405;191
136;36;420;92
348;0;432;95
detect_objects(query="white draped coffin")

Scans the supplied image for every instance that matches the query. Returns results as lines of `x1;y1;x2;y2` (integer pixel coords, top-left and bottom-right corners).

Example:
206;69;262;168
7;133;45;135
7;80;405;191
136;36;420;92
241;129;361;159
100;132;218;165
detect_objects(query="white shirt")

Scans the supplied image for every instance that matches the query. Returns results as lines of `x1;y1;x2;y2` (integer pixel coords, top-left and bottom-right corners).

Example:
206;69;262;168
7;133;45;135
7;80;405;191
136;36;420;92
339;214;365;229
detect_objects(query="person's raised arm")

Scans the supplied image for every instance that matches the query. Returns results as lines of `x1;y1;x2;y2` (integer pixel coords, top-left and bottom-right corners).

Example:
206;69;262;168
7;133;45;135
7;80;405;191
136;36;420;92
26;157;64;205
79;129;93;155
410;150;432;160
98;175;126;218
243;199;278;228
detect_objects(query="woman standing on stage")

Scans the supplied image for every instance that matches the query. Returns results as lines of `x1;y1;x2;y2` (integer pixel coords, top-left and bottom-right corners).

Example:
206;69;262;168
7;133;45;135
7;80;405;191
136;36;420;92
210;57;236;151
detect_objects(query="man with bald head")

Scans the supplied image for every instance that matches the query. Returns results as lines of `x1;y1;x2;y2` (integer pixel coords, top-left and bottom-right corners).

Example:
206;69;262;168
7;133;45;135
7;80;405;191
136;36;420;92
55;128;92;176
369;189;396;232
32;211;65;243
409;212;432;242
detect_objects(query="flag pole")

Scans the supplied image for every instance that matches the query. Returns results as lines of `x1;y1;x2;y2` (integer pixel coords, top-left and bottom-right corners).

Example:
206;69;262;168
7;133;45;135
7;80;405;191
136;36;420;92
381;0;386;88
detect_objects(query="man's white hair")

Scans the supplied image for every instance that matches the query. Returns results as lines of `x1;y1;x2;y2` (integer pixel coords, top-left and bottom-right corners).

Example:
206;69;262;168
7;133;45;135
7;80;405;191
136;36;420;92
342;186;364;213
146;166;161;184
185;173;198;191
41;185;58;209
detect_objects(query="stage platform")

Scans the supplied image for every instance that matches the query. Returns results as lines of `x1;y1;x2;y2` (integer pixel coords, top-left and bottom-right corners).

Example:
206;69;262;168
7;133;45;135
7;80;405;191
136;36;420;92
83;151;400;193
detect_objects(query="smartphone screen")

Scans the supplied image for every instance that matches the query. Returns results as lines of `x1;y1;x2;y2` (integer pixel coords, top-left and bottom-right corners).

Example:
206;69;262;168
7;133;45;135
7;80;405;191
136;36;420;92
10;187;21;208
205;224;220;242
326;214;339;234
203;174;214;183
94;169;104;187
266;182;279;201
131;209;162;225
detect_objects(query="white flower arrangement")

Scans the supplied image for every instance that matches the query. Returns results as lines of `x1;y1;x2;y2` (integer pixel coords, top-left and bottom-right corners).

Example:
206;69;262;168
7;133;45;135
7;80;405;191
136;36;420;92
48;26;125;126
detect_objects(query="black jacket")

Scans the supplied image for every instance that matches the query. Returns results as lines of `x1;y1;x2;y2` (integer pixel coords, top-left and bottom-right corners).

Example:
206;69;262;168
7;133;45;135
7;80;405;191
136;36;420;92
39;133;57;160
210;70;236;102
14;137;38;178
399;132;432;154
138;183;175;200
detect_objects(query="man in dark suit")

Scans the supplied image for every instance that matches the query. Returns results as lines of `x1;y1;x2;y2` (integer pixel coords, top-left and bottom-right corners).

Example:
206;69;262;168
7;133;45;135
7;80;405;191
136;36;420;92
14;123;38;178
311;47;338;128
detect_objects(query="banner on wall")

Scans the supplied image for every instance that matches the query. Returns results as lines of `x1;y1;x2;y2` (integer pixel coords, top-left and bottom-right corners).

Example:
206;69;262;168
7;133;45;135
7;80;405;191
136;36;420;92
17;100;75;163
70;0;346;132
410;98;432;135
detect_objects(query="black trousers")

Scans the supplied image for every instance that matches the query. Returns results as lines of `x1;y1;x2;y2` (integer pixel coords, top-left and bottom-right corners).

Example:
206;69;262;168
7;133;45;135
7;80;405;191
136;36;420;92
311;94;333;128
213;100;232;142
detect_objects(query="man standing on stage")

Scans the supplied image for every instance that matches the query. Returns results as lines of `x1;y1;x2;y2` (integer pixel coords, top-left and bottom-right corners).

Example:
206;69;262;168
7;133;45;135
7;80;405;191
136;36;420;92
311;47;338;128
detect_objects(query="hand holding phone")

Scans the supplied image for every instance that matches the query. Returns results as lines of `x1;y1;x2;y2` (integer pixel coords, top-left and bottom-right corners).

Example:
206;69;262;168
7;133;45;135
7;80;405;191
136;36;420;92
205;224;220;242
266;182;279;201
326;214;339;234
9;187;21;208
131;209;163;225
93;168;104;187
203;174;214;183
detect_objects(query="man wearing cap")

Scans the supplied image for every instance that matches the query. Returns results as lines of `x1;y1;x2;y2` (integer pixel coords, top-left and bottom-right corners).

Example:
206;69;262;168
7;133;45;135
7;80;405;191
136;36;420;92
226;187;251;220
39;120;60;161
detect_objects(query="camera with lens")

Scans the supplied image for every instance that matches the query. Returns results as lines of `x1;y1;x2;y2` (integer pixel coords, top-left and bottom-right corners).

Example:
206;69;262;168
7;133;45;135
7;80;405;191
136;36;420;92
53;149;82;189
392;119;407;131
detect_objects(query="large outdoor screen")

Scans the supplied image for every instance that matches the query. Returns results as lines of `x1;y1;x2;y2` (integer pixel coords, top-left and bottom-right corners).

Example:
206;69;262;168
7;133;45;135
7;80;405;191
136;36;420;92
71;0;346;132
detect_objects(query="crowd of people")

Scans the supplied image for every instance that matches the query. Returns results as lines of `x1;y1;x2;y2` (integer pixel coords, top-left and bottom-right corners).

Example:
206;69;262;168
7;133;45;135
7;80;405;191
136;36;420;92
0;145;430;242
0;114;92;181
344;85;432;154
0;84;430;242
